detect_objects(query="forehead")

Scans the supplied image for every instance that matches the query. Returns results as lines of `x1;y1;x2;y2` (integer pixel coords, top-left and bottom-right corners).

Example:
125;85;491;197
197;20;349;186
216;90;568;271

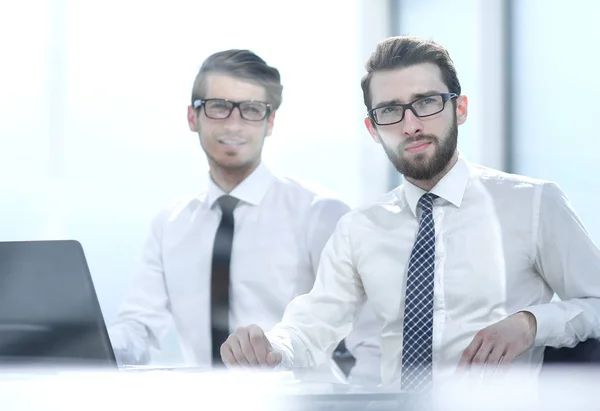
203;73;267;101
370;63;448;106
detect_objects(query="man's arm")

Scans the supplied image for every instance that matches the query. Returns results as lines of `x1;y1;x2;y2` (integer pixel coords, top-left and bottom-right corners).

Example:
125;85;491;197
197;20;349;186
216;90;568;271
304;197;351;276
525;181;600;348
458;181;600;369
266;213;368;370
108;209;173;365
303;198;382;384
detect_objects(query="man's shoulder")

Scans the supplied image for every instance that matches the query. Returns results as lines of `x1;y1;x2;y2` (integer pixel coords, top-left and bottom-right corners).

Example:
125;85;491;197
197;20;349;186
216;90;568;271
466;163;567;211
151;193;204;225
273;173;350;209
335;189;400;227
275;173;338;196
469;162;550;191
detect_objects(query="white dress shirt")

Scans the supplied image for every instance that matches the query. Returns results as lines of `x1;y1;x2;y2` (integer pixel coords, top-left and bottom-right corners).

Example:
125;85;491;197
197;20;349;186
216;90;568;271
108;162;380;382
265;153;600;385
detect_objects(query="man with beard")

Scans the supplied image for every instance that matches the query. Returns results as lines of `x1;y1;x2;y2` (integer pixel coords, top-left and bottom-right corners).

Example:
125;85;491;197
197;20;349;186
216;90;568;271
220;36;600;391
108;49;381;385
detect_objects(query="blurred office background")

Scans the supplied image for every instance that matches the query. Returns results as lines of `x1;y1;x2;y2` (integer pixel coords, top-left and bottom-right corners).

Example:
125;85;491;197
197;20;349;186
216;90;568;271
0;0;597;364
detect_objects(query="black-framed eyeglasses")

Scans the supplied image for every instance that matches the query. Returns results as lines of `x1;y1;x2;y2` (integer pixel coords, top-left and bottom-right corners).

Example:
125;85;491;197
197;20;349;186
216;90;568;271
367;93;458;126
193;98;272;121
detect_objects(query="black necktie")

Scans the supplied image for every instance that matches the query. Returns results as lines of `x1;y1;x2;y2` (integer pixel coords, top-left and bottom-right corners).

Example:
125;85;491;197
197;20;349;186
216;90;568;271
211;195;239;365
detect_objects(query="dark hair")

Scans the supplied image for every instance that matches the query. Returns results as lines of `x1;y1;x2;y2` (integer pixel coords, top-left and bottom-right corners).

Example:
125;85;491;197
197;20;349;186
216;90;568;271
361;36;461;111
191;49;283;110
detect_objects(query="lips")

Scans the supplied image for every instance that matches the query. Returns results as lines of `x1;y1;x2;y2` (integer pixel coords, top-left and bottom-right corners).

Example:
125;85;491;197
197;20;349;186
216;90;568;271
218;139;245;146
405;140;432;154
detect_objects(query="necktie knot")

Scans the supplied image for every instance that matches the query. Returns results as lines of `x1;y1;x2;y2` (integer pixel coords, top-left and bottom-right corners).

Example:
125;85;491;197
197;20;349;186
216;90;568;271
217;195;240;216
418;193;438;213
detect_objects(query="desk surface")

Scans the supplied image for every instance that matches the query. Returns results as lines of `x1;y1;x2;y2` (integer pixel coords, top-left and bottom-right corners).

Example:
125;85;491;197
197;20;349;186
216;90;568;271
0;365;599;411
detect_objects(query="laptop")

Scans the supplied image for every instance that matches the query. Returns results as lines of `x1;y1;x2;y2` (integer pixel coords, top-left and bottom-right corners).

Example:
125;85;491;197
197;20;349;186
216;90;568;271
0;240;117;368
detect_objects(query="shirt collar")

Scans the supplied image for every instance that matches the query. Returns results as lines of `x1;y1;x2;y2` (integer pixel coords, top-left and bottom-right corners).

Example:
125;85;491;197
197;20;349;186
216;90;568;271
401;152;470;217
205;162;276;209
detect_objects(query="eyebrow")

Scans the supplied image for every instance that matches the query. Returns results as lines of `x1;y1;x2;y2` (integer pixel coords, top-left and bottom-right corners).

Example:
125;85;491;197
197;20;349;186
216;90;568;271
374;90;446;108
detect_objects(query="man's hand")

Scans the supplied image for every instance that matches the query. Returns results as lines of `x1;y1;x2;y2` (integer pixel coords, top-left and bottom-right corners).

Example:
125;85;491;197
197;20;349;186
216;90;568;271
220;324;283;368
457;311;537;373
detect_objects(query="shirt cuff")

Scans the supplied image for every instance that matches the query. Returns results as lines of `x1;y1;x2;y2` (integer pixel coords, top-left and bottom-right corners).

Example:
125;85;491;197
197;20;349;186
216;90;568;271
520;304;563;347
265;332;293;368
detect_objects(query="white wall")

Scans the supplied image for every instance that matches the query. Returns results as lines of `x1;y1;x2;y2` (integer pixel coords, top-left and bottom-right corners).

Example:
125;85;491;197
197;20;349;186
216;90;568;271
0;0;391;364
512;0;600;241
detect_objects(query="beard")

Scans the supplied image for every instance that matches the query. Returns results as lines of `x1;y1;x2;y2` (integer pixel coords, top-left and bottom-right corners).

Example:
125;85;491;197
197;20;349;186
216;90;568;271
379;116;458;181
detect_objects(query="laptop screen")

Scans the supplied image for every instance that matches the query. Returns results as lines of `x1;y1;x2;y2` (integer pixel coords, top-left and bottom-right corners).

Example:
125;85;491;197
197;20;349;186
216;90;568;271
0;240;116;368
